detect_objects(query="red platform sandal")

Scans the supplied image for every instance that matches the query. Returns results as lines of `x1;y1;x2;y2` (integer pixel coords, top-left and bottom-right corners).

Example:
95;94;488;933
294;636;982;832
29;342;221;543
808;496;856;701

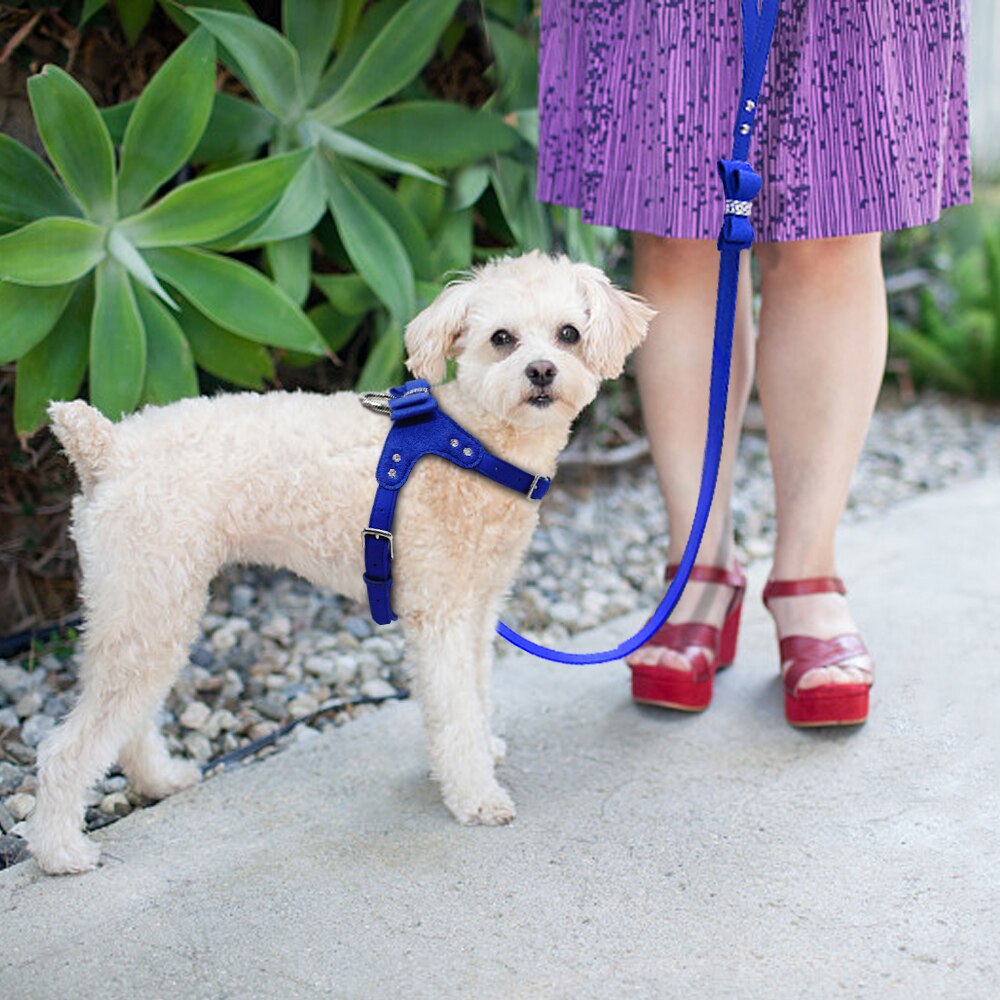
762;577;874;727
628;563;746;712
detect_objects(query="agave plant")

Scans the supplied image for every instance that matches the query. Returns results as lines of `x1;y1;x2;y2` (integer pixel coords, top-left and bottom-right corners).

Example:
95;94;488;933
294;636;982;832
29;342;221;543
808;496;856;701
0;26;327;437
148;0;519;389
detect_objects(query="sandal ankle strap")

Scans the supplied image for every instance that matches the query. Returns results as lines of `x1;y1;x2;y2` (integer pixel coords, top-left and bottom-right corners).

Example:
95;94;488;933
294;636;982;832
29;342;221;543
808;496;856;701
665;563;746;589
762;576;847;609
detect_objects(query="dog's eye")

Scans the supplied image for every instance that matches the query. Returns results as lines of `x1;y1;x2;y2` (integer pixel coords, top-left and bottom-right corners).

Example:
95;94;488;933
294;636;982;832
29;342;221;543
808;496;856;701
558;324;580;345
491;329;514;347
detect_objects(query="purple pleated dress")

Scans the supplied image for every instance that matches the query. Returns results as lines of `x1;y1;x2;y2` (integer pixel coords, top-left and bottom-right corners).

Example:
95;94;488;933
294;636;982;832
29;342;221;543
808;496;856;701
537;0;973;242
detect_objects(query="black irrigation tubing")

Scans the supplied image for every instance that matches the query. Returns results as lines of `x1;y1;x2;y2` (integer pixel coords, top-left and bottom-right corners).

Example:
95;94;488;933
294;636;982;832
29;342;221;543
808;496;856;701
200;688;412;775
0;615;83;659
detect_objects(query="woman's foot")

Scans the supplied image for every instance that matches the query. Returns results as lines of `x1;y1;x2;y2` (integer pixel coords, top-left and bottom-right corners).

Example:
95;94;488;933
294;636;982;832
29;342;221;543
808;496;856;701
627;562;746;711
762;576;874;726
626;562;745;673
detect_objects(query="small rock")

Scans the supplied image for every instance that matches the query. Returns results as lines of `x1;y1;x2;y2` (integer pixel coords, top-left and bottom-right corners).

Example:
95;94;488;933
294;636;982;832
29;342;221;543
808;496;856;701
182;732;212;761
303;655;337;683
254;695;286;722
248;721;279;741
362;637;400;663
260;614;292;645
5;792;35;822
0;665;29;699
0;834;30;869
229;584;256;615
203;709;238;739
210;617;250;654
360;678;398;700
20;715;56;748
343;616;372;641
0;707;19;731
0;762;22;795
14;691;44;719
179;702;211;730
99;792;132;817
189;645;214;669
287;694;318;719
0;801;16;834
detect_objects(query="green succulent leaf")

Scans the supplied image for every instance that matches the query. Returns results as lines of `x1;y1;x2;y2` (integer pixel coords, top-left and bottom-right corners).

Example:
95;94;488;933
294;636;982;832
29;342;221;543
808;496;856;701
341;103;519;168
283;0;342;98
314;0;402;106
430;208;473;276
265;235;312;307
79;0;109;28
119;148;310;248
187;6;306;120
311;0;461;126
118;0;156;45
307;302;364;354
118;28;217;216
340;161;434;282
397;176;445;234
0;135;81;225
226;151;325;248
146;246;327;354
178;299;275;389
0;281;75;363
192;92;277;163
490;157;552;252
323;157;415;323
311;122;443;186
135;286;200;405
0;217;107;285
27;65;117;221
356;317;406;392
108;228;177;308
14;280;92;437
314;272;379;315
90;258;147;419
450;164;491;210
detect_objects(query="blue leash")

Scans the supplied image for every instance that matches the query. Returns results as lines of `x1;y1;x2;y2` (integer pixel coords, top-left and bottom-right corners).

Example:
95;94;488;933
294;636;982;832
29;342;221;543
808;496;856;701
494;0;781;664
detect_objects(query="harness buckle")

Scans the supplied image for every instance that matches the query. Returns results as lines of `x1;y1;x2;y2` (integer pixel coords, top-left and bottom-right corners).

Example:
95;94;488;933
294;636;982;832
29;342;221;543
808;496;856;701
527;475;550;501
362;527;394;558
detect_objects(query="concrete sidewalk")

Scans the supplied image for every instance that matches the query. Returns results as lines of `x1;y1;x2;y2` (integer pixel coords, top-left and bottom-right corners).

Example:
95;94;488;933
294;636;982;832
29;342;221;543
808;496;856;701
2;476;998;999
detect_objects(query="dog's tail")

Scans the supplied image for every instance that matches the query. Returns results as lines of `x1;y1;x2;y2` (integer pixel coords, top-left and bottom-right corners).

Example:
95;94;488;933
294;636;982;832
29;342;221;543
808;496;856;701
48;400;114;492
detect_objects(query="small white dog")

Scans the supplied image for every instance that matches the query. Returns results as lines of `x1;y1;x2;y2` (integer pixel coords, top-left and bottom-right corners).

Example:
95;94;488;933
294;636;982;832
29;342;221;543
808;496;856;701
27;252;652;875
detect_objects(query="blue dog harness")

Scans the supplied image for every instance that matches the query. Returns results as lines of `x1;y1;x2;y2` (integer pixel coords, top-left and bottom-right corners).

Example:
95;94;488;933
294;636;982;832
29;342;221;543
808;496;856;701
361;380;551;625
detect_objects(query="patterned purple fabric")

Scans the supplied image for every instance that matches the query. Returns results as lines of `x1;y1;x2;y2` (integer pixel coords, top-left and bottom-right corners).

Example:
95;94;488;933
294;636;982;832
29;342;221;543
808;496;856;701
537;0;973;243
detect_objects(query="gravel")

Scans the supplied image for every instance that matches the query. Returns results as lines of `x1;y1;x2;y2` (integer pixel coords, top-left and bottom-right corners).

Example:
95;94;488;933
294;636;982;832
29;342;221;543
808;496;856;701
1;392;999;867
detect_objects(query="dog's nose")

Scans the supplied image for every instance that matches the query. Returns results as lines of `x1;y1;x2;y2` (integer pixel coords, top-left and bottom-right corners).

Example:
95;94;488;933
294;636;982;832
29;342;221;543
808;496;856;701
525;360;557;387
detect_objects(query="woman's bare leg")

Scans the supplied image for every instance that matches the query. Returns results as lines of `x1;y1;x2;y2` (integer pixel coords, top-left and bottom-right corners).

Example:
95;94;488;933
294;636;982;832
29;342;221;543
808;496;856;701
754;233;886;688
628;235;755;669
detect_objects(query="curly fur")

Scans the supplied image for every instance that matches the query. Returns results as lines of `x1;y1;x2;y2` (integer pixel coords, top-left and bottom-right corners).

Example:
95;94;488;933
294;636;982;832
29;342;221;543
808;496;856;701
26;252;653;875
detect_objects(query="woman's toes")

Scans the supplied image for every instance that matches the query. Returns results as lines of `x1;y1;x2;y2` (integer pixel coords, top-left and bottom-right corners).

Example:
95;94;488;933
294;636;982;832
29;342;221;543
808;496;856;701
792;663;871;691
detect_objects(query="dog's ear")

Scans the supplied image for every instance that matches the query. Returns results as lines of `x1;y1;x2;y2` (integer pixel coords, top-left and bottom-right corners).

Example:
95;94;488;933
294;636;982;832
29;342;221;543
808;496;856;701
573;263;656;379
404;278;477;383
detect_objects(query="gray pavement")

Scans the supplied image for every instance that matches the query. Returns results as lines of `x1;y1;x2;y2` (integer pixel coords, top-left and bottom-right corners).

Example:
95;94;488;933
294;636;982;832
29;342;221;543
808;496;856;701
2;475;999;999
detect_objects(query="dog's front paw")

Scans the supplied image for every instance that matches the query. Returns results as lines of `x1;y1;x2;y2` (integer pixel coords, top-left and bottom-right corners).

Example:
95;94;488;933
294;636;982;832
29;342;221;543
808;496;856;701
27;824;101;876
445;783;516;827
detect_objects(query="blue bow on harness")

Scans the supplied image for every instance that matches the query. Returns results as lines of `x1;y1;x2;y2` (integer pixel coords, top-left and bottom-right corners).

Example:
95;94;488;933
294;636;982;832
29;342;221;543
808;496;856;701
362;380;551;625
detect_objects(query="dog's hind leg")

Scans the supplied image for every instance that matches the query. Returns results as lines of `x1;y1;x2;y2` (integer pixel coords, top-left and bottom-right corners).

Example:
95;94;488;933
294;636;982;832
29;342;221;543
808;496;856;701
118;716;201;800
27;565;208;875
407;610;515;826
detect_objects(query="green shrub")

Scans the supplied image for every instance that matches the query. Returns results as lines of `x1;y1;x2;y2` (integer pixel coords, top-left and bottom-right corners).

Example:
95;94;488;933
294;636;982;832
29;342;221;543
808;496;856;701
890;223;1000;399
